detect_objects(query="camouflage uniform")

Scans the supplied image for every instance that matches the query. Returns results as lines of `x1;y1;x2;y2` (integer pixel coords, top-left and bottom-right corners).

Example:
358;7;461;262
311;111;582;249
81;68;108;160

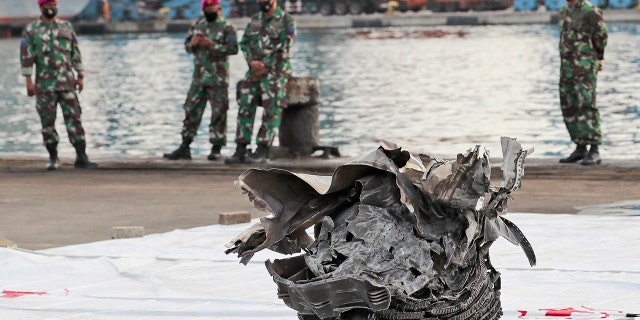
181;16;238;146
20;18;86;146
235;7;296;146
558;0;608;146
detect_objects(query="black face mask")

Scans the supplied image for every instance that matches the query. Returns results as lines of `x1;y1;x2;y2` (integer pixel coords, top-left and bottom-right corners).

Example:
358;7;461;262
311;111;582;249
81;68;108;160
204;11;218;22
42;7;58;19
258;0;272;12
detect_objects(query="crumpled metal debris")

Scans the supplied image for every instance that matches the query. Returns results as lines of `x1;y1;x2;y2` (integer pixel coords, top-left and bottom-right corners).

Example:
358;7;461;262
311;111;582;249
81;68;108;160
225;137;536;320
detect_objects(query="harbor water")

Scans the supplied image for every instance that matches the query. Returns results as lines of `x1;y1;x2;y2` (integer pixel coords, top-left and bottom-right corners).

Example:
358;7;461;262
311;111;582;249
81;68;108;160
1;24;639;160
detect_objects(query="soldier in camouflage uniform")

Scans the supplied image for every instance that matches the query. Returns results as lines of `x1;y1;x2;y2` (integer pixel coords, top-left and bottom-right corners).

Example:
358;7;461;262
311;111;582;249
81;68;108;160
164;0;238;161
21;0;97;170
225;0;296;164
558;0;608;165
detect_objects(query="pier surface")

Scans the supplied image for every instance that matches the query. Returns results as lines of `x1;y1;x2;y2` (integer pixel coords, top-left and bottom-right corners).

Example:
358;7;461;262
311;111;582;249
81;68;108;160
1;156;639;250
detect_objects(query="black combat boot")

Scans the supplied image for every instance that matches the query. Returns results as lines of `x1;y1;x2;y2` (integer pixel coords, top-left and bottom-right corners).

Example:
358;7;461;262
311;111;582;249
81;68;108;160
45;143;60;171
207;145;222;161
581;145;601;165
73;141;98;169
559;144;587;163
163;139;192;160
224;143;247;164
245;144;269;164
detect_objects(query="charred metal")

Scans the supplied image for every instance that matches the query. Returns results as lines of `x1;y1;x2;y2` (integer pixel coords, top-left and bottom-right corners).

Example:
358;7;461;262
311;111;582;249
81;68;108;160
226;137;536;320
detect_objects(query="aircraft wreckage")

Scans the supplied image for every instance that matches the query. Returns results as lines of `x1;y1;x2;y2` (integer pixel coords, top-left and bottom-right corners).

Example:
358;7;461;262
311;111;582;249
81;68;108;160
226;137;536;320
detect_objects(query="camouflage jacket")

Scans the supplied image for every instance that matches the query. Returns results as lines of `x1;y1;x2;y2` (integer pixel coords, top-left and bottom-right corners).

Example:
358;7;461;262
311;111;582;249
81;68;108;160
20;18;83;92
186;16;238;87
240;7;296;79
558;0;608;60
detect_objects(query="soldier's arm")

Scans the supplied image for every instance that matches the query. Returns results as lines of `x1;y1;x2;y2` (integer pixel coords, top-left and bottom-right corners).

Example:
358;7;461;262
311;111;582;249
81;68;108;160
20;26;36;96
284;15;296;50
20;27;35;77
185;22;198;54
70;26;84;74
260;15;295;70
590;9;608;60
239;24;256;64
557;9;564;30
209;24;239;56
266;15;296;55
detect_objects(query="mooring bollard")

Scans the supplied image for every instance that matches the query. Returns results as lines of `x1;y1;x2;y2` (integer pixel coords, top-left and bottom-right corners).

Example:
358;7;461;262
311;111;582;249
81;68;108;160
236;76;321;158
279;76;320;157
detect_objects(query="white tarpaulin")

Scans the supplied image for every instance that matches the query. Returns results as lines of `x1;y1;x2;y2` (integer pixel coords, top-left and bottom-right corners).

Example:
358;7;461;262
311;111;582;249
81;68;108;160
0;213;639;319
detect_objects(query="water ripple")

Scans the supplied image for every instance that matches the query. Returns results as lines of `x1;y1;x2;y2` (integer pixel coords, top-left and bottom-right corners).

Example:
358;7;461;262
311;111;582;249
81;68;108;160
1;25;639;159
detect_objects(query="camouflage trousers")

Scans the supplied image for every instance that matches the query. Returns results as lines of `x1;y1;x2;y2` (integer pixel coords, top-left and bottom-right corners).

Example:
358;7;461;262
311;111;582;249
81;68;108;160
181;83;229;146
559;57;603;145
234;76;288;146
36;90;85;145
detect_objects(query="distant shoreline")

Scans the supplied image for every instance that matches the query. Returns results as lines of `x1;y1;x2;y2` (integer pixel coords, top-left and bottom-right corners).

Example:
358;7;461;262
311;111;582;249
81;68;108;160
1;9;639;36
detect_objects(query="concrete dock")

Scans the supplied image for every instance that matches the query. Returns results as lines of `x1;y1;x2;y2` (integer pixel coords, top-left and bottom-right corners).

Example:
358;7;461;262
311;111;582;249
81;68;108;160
2;9;640;37
76;10;640;34
1;155;639;250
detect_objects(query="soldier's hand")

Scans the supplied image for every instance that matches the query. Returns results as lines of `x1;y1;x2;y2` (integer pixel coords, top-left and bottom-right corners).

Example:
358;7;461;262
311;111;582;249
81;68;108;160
250;60;266;78
26;78;36;97
598;60;603;71
199;37;213;48
190;36;200;48
75;78;84;93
